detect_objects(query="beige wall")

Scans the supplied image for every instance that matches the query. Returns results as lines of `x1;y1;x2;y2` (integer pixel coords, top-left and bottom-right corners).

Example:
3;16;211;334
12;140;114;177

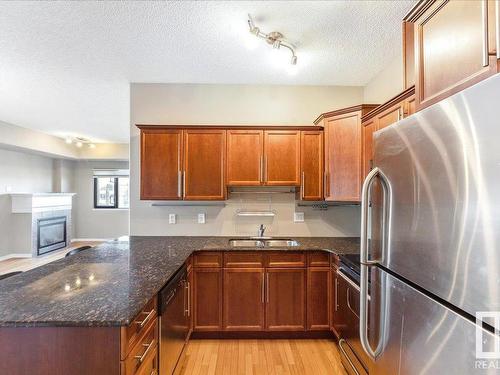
73;160;129;240
363;54;404;104
130;83;364;237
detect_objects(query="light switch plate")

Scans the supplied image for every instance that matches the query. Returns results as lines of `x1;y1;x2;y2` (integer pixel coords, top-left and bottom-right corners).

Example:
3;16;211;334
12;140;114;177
294;212;305;223
198;213;206;224
168;214;176;224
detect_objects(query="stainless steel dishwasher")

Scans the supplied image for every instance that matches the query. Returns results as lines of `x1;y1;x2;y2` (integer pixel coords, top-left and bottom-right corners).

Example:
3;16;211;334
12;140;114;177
159;266;189;375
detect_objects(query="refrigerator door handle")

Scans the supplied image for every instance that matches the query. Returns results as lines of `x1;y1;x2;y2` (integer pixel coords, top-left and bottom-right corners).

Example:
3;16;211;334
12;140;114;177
360;264;387;361
360;167;392;265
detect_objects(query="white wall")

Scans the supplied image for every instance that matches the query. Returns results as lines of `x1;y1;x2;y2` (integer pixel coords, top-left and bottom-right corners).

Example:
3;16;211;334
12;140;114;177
73;160;129;240
130;83;364;237
0;148;57;257
363;54;404;104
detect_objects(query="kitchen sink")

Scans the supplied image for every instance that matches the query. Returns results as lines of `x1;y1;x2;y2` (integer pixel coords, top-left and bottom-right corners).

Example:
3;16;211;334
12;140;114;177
228;239;265;247
228;239;300;248
263;239;300;247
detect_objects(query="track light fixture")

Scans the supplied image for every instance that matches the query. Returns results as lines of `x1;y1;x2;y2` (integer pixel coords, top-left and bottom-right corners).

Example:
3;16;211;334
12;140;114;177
64;136;96;149
247;14;298;66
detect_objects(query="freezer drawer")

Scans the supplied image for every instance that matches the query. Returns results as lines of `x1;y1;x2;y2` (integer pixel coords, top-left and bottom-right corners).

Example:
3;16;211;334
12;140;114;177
365;266;499;375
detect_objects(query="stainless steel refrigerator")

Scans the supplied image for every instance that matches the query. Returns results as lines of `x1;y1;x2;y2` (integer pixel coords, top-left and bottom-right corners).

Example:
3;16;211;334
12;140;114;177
360;74;500;374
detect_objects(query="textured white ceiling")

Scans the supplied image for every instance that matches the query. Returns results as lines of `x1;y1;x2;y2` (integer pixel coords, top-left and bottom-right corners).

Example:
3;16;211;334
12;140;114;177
0;1;414;143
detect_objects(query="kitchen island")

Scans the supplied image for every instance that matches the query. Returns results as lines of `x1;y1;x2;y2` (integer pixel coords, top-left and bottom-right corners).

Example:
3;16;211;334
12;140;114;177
0;236;359;375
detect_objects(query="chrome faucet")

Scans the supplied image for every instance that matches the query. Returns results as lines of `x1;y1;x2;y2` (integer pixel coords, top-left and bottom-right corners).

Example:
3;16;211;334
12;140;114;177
257;224;266;238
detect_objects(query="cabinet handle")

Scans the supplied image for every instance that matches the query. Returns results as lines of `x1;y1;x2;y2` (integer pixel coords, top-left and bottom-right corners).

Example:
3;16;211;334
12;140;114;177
177;171;182;198
261;272;265;303
187;281;191;316
496;0;500;59
259;155;264;183
135;309;155;329
134;340;155;363
263;155;267;183
266;273;270;303
184;280;188;316
182;171;186;199
335;278;338;312
397;107;403;121
483;0;490;67
301;171;305;199
346;288;359;319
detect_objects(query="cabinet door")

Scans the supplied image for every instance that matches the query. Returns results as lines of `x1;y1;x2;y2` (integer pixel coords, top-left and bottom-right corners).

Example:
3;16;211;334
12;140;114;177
325;113;362;201
193;268;222;331
300;131;323;200
362;120;376;180
226;130;263;186
140;129;182;200
263;130;300;186
377;103;403;131
415;0;498;110
223;268;265;331
307;267;331;331
265;268;306;331
406;94;416;116
183;130;226;200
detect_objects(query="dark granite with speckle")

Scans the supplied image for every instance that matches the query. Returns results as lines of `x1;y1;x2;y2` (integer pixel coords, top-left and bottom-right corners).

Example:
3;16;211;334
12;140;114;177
0;236;358;328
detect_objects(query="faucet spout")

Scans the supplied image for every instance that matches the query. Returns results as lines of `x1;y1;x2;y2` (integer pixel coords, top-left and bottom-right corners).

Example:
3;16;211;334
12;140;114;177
257;224;266;238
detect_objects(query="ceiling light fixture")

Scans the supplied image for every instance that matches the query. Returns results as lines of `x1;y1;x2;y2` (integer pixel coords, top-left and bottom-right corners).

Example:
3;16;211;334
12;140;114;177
247;14;298;66
64;136;96;149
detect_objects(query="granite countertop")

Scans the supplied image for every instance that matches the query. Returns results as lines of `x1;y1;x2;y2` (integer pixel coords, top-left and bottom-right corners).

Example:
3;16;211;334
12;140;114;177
0;236;359;328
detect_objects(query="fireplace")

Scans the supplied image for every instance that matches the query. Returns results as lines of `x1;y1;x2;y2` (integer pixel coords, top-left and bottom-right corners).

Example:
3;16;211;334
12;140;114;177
37;216;67;256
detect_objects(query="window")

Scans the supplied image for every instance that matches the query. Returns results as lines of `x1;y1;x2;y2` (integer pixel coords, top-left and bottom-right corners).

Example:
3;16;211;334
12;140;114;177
93;169;129;209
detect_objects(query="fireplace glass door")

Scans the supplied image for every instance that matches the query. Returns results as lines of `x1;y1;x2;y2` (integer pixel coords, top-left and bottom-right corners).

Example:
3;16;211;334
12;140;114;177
37;216;67;256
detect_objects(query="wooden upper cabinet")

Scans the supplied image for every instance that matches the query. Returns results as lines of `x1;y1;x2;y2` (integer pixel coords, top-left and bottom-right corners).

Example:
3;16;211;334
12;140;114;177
140;129;182;200
410;0;499;110
226;130;263;186
183;129;226;200
318;106;376;202
362;119;376;179
376;102;404;131
264;130;300;186
300;131;323;200
360;88;415;180
403;20;416;89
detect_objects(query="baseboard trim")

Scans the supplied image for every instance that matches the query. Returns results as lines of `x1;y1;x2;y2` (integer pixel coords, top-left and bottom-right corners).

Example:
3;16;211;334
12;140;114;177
0;253;32;262
71;238;110;242
191;330;335;340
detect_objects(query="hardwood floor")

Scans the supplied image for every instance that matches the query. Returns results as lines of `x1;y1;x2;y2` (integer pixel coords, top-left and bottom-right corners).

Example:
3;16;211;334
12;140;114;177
176;339;347;375
0;241;103;275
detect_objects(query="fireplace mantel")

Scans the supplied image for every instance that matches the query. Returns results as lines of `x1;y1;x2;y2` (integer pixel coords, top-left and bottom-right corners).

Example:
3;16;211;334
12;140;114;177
10;193;76;213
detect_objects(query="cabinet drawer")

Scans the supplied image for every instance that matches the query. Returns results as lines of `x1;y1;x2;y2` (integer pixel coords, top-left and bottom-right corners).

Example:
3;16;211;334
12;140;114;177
307;252;330;267
266;252;305;268
121;296;157;360
122;318;158;375
224;252;264;268
193;252;222;268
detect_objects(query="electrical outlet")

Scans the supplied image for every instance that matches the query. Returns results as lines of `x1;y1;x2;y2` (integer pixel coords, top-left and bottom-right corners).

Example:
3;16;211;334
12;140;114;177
168;214;176;224
197;213;206;224
294;212;305;223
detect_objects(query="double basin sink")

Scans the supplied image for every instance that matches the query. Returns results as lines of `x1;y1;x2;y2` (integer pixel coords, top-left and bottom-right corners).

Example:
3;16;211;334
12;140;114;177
229;238;300;248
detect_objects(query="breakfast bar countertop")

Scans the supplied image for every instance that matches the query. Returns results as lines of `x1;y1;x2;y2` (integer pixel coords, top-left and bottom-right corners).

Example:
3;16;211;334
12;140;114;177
0;236;359;328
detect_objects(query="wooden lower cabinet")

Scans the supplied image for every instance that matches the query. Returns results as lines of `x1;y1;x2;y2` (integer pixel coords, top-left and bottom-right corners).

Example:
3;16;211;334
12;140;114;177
265;268;306;331
192;252;334;334
307;267;331;330
193;268;222;331
223;268;265;331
